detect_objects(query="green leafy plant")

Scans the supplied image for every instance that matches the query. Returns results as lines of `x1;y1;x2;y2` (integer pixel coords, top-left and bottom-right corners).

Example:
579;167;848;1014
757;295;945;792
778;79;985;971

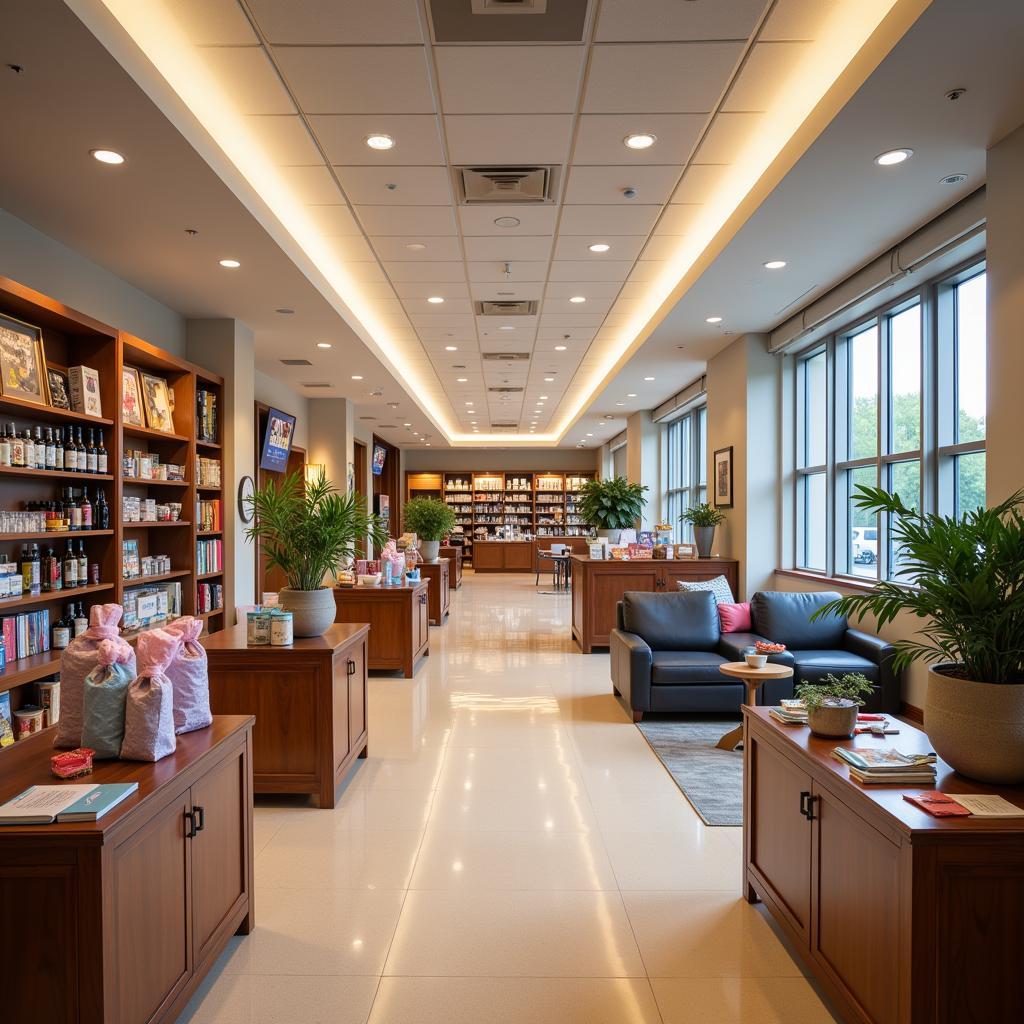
812;485;1024;685
245;468;388;591
577;476;648;530
796;672;875;710
403;497;456;542
680;502;726;528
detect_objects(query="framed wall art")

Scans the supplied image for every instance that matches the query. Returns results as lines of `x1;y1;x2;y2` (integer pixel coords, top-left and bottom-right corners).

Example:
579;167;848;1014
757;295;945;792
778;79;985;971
0;313;49;406
46;367;71;410
713;446;734;508
122;366;144;426
140;372;175;433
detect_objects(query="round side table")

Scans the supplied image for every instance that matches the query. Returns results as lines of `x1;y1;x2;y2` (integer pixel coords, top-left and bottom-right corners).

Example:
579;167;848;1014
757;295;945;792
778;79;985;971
715;661;795;751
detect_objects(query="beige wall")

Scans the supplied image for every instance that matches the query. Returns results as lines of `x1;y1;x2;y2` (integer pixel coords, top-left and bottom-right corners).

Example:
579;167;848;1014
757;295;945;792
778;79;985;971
403;448;600;472
626;410;660;529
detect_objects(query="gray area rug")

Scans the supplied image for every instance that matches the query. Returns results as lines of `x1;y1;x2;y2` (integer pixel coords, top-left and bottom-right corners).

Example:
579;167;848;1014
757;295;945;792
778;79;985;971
637;717;743;826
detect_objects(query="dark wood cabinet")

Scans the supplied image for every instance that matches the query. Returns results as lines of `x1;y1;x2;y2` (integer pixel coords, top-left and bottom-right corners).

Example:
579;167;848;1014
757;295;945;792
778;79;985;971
744;707;1024;1024
473;540;536;571
439;545;463;588
419;558;451;624
203;623;369;808
570;555;740;652
333;581;430;678
0;716;254;1024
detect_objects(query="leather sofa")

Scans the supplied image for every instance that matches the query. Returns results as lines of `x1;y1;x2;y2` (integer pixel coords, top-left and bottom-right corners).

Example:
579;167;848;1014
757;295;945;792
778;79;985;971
610;589;899;721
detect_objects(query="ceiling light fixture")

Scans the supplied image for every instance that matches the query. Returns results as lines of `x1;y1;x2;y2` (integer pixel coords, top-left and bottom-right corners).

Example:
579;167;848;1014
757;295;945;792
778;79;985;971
275;307;294;315
445;345;458;351
615;402;624;406
405;242;426;251
624;132;657;150
351;375;363;381
569;296;586;304
586;432;593;437
316;342;332;349
544;377;554;382
90;148;125;164
763;259;787;270
875;148;913;166
365;133;395;151
554;345;567;351
427;296;444;304
218;259;240;268
705;315;723;324
499;325;515;332
494;216;520;228
403;422;411;427
644;376;655;381
588;243;611;253
627;393;637;398
457;377;468;382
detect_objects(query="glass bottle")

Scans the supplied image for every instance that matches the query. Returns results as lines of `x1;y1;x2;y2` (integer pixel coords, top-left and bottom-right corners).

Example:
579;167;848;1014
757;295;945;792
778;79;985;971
64;539;78;588
96;489;110;530
0;423;9;467
52;604;73;650
80;486;93;529
33;426;45;469
96;429;108;474
10;424;24;468
86;428;97;474
63;425;77;471
45;427;57;469
77;540;88;584
73;601;88;637
76;427;86;471
23;429;34;469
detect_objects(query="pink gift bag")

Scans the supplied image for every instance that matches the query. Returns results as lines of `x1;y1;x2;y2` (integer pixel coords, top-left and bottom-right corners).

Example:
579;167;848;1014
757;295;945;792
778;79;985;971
164;616;212;735
120;630;177;762
56;603;136;749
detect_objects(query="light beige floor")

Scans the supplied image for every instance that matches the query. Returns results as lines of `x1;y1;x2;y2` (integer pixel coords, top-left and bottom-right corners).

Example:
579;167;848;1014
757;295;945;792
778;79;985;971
182;572;838;1024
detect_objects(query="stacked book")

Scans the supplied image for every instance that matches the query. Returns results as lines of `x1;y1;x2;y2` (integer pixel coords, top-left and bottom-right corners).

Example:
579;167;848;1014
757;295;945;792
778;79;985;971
768;699;808;724
831;746;937;785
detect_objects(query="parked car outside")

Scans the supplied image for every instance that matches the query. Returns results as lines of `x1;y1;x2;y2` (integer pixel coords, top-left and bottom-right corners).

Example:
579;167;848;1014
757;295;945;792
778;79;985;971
852;526;878;564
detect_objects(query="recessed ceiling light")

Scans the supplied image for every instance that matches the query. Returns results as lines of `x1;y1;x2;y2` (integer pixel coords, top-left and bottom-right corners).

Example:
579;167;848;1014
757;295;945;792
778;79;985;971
445;345;458;351
763;259;787;270
470;421;477;425
316;342;332;349
425;442;431;446
403;422;411;427
405;242;427;251
705;315;723;324
427;296;444;304
627;393;637;398
365;133;395;151
644;376;655;381
494;216;521;228
413;431;419;436
499;325;516;332
465;401;473;406
875;148;913;166
539;395;548;400
616;402;625;406
587;432;593;437
544;376;554;382
569;296;586;304
351;375;363;381
554;345;567;351
588;243;611;253
219;259;241;268
457;377;468;382
90;148;125;165
624;132;657;150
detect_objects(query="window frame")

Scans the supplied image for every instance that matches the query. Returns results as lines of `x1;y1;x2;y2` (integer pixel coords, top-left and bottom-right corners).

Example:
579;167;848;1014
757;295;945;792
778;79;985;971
663;404;707;541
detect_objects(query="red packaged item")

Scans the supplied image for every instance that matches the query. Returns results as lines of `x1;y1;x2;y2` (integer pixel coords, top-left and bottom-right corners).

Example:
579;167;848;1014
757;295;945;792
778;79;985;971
50;747;95;779
902;791;971;817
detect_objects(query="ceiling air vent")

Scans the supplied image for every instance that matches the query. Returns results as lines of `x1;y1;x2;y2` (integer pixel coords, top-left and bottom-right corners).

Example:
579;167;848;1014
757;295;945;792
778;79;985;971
458;166;555;204
280;358;312;366
488;386;523;393
475;300;538;316
482;352;530;361
302;382;332;388
489;422;519;431
472;0;547;12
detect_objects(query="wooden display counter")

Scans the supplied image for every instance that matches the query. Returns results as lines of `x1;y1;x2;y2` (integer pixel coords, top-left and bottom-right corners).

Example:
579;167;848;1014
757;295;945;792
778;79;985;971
334;580;430;678
439;545;463;588
0;715;254;1024
570;555;740;652
473;539;535;572
744;706;1024;1024
419;558;451;624
203;623;369;808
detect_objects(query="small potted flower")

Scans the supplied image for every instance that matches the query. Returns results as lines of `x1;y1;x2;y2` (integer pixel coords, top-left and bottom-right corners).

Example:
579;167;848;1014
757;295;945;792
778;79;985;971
796;673;876;738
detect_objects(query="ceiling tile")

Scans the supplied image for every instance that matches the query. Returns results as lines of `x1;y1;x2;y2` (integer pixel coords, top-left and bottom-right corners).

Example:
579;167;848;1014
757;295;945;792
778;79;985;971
307;204;361;234
323;235;376;261
583;42;744;113
176;0;259;44
273;46;434;114
559;204;662;235
405;297;475;316
356;205;457;235
445;114;574;165
345;261;389;283
761;0;843;42
671;164;726;204
458;205;558;236
372;236;464;261
548;260;635;282
463;236;553;261
694;112;764;163
574;112;708;165
469;282;542;302
310;114;444;165
467;261;549;282
540;314;606;328
564;165;682;205
595;0;766;42
545;280;623;299
384;261;466;282
393;282;471;300
280;165;342;204
247;115;323;165
335;165;452;205
203;48;295;114
656;204;703;234
722;42;812;112
435;46;585;115
536;327;598;342
552;235;647;261
542;296;615;317
247;0;423;44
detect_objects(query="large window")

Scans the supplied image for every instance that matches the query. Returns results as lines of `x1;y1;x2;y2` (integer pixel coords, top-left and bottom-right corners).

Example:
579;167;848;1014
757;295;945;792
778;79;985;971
664;405;707;539
794;263;986;582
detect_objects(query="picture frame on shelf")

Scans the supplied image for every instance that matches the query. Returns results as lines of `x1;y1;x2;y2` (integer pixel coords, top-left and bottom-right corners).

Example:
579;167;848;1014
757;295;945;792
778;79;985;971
121;366;144;426
713;445;734;508
46;367;71;410
140;371;174;432
68;365;102;417
0;312;49;406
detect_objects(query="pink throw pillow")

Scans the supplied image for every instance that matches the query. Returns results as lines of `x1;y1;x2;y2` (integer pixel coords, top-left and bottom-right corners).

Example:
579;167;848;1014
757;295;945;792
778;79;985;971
718;602;751;633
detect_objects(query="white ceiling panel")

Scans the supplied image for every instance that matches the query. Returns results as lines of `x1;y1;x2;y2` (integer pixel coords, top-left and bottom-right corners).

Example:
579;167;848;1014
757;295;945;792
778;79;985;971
177;0;258;45
307;204;361;235
539;314;607;328
558;204;662;235
545;280;624;299
355;205;457;235
564;164;682;205
457;205;559;236
445;114;574;165
548;260;636;281
248;115;322;165
625;261;665;283
694;112;764;164
761;0;844;42
573;113;707;166
409;313;476;329
393;281;471;300
463;236;554;261
273;46;435;114
202;47;295;115
583;42;745;114
334;165;452;205
723;42;811;113
310;114;444;165
404;297;474;316
323;234;376;261
247;0;424;45
536;327;598;342
383;261;466;282
469;282;542;301
656;203;703;234
435;46;585;115
670;164;727;204
280;165;342;204
417;327;476;341
344;261;389;283
552;235;647;261
543;296;615;317
372;236;464;261
467;261;549;282
596;0;768;43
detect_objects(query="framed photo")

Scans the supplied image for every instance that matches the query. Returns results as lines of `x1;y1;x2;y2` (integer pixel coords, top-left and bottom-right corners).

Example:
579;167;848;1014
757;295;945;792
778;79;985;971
0;313;49;406
675;543;698;560
121;367;144;426
140;372;175;433
713;446;734;508
68;365;102;417
47;367;71;410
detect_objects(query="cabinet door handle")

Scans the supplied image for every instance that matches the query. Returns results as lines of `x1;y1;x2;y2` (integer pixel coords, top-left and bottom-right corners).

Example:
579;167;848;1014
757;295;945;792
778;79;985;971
193;805;206;833
799;791;811;820
347;658;356;677
184;809;198;839
806;794;818;822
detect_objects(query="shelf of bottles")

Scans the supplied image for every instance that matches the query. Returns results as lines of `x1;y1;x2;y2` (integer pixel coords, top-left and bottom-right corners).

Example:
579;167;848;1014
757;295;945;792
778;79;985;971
441;475;473;562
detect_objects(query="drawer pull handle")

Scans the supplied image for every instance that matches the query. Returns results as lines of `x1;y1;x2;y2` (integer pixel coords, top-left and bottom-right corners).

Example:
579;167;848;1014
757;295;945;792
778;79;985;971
347;658;356;677
806;794;818;822
799;791;811;820
184;809;198;839
194;805;206;833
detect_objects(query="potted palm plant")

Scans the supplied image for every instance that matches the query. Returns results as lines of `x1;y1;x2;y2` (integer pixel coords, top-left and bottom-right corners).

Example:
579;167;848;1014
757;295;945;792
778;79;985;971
403;497;455;562
813;486;1024;783
681;502;726;558
577;476;648;543
245;468;388;636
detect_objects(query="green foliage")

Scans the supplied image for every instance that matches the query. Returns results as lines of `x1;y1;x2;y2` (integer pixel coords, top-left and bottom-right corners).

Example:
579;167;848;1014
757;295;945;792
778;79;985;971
812;486;1024;684
680;502;726;528
403;497;456;541
796;673;875;710
577;476;648;530
244;468;388;591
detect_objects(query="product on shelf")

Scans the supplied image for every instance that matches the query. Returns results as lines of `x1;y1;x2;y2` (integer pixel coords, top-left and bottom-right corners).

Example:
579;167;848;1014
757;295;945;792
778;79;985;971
196;537;223;575
196;388;219;442
68;365;103;417
196;498;222;532
122;582;182;630
197;457;222;487
196;581;224;613
122;450;185;481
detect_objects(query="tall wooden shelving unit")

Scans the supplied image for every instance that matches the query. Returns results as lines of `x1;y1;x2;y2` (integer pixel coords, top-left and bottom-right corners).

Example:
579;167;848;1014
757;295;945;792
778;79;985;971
0;278;228;757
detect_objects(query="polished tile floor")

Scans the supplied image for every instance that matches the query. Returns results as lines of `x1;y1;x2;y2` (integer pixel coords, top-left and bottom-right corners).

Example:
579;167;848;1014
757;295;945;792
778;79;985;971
182;572;837;1023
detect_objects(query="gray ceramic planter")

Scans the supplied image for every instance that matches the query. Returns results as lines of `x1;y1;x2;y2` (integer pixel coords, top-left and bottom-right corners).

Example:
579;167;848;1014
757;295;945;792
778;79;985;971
807;699;859;739
278;587;336;637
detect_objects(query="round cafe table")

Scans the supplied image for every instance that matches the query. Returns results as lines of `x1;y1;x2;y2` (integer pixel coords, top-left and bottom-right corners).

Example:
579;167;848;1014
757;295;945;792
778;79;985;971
715;661;795;751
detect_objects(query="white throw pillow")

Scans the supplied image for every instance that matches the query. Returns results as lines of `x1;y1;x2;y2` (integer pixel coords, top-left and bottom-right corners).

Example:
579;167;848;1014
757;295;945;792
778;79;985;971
677;575;735;605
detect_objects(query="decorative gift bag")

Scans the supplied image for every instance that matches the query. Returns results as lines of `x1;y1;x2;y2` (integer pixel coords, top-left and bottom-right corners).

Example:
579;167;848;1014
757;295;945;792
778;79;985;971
120;630;177;762
81;639;135;759
163;616;212;735
56;603;136;748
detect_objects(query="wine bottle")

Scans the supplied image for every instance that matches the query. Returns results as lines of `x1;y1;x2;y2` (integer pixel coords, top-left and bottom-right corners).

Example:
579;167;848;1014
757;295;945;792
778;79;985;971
86;428;97;473
23;428;34;469
67;488;82;531
47;545;62;592
33;426;45;469
64;539;78;588
73;601;88;637
80;486;93;529
63;425;77;471
45;427;57;469
77;540;88;585
76;427;86;471
10;424;24;468
24;543;41;596
52;604;73;650
96;489;110;530
0;423;9;467
96;429;108;474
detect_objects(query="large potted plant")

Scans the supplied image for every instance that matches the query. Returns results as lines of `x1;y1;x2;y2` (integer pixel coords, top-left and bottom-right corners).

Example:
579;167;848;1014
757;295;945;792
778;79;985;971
577;476;648;543
403;497;455;562
681;502;726;558
246;468;387;636
814;486;1024;784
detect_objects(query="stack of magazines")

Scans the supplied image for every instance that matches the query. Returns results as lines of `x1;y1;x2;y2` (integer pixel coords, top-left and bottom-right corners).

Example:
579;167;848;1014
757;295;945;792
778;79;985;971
831;746;936;785
768;699;808;724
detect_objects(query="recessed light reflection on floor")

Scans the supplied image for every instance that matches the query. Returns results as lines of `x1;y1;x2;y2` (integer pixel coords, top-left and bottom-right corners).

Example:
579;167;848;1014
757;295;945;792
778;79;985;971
449;692;560;713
